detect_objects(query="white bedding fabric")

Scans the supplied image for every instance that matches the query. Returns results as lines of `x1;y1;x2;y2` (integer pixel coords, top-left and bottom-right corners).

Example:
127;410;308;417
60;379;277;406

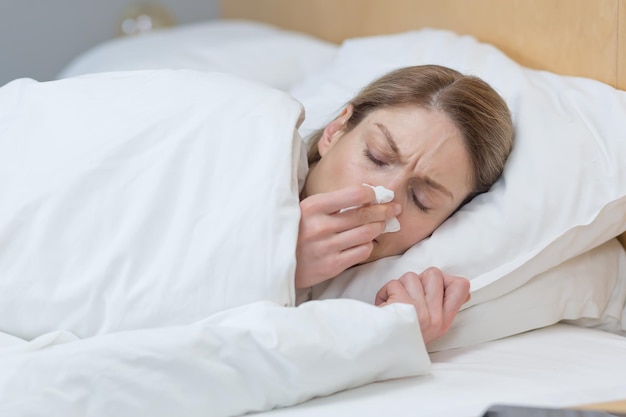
2;324;623;417
0;70;302;338
57;19;338;91
3;33;625;415
0;70;430;416
256;324;626;417
0;300;424;417
429;238;626;351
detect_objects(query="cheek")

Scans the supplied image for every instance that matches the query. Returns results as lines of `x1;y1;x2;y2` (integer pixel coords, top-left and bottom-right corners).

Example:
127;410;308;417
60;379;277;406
326;153;371;187
395;214;439;249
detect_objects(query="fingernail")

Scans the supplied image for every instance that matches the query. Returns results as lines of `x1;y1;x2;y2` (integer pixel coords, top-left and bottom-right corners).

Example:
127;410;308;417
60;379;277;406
394;204;402;215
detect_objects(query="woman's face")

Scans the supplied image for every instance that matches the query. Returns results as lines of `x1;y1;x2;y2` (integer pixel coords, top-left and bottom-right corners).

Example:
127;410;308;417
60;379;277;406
303;104;473;263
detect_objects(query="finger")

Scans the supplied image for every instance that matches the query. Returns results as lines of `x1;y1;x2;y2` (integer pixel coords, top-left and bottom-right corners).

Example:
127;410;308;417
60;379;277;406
375;280;392;306
418;268;445;328
296;239;372;285
336;202;400;232
375;279;411;306
397;272;430;328
440;276;471;331
419;268;445;303
398;272;428;304
303;185;378;215
332;241;375;276
441;271;471;291
441;272;472;306
327;220;386;252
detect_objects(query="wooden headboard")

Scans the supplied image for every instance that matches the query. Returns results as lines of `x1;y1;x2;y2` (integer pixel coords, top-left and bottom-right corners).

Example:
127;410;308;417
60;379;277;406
222;0;626;90
221;0;626;249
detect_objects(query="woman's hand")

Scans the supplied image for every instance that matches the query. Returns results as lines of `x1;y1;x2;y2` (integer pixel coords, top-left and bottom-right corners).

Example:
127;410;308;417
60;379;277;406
375;268;470;344
295;185;401;289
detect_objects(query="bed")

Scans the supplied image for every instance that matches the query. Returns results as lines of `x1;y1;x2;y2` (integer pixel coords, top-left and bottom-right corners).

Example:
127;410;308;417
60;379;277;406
1;0;625;416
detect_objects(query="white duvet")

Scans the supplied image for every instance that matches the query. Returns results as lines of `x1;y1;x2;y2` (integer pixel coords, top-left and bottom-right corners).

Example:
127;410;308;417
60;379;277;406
0;70;429;416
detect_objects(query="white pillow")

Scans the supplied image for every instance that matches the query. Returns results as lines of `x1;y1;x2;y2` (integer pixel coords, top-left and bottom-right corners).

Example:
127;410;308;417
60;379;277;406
0;70;304;339
58;19;338;91
293;29;626;307
429;238;626;352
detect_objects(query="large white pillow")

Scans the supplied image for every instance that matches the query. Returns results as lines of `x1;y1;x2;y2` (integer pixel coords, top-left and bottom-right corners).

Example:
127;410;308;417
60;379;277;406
0;70;305;339
429;238;626;351
292;29;626;307
58;19;338;91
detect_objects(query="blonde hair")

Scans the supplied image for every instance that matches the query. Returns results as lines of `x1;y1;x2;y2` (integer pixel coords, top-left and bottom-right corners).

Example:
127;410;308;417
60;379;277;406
307;65;514;201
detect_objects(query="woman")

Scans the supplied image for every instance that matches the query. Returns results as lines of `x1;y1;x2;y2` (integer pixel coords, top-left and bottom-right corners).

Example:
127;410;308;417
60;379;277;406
0;65;514;415
296;65;514;343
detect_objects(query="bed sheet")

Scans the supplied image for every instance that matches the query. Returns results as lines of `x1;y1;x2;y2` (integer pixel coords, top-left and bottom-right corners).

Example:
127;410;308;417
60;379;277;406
257;324;626;417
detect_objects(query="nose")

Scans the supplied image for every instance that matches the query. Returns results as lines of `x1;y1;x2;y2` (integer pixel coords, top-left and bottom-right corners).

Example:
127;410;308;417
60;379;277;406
384;175;408;208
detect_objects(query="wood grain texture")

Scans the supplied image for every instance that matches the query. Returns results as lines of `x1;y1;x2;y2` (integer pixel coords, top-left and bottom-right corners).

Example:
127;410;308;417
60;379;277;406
612;0;624;248
222;0;621;88
579;399;626;413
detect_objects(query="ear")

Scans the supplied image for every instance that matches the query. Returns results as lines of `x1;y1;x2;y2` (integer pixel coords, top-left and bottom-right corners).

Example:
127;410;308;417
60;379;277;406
318;104;354;157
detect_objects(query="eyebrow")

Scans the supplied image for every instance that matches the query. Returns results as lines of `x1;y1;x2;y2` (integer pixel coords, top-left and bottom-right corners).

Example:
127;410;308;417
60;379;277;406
375;122;400;155
374;122;454;200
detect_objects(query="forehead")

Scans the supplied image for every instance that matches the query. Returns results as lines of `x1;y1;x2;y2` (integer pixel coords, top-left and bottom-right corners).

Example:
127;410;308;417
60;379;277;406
361;105;457;139
358;106;473;191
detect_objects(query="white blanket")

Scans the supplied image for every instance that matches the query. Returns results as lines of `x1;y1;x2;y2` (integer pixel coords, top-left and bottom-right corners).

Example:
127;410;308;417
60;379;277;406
0;70;429;416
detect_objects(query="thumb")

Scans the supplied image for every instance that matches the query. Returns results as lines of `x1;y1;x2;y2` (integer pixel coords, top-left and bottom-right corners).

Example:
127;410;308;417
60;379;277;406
375;279;408;307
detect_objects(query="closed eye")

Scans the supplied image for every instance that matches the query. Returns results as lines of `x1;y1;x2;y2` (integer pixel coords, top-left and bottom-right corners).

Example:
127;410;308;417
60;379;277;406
363;148;389;167
410;188;430;212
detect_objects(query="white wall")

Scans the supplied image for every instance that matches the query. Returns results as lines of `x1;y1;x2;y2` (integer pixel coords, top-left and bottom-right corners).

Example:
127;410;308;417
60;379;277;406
0;0;220;87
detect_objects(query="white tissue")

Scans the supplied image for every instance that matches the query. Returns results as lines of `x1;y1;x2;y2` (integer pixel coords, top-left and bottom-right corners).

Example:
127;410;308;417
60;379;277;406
339;184;401;233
